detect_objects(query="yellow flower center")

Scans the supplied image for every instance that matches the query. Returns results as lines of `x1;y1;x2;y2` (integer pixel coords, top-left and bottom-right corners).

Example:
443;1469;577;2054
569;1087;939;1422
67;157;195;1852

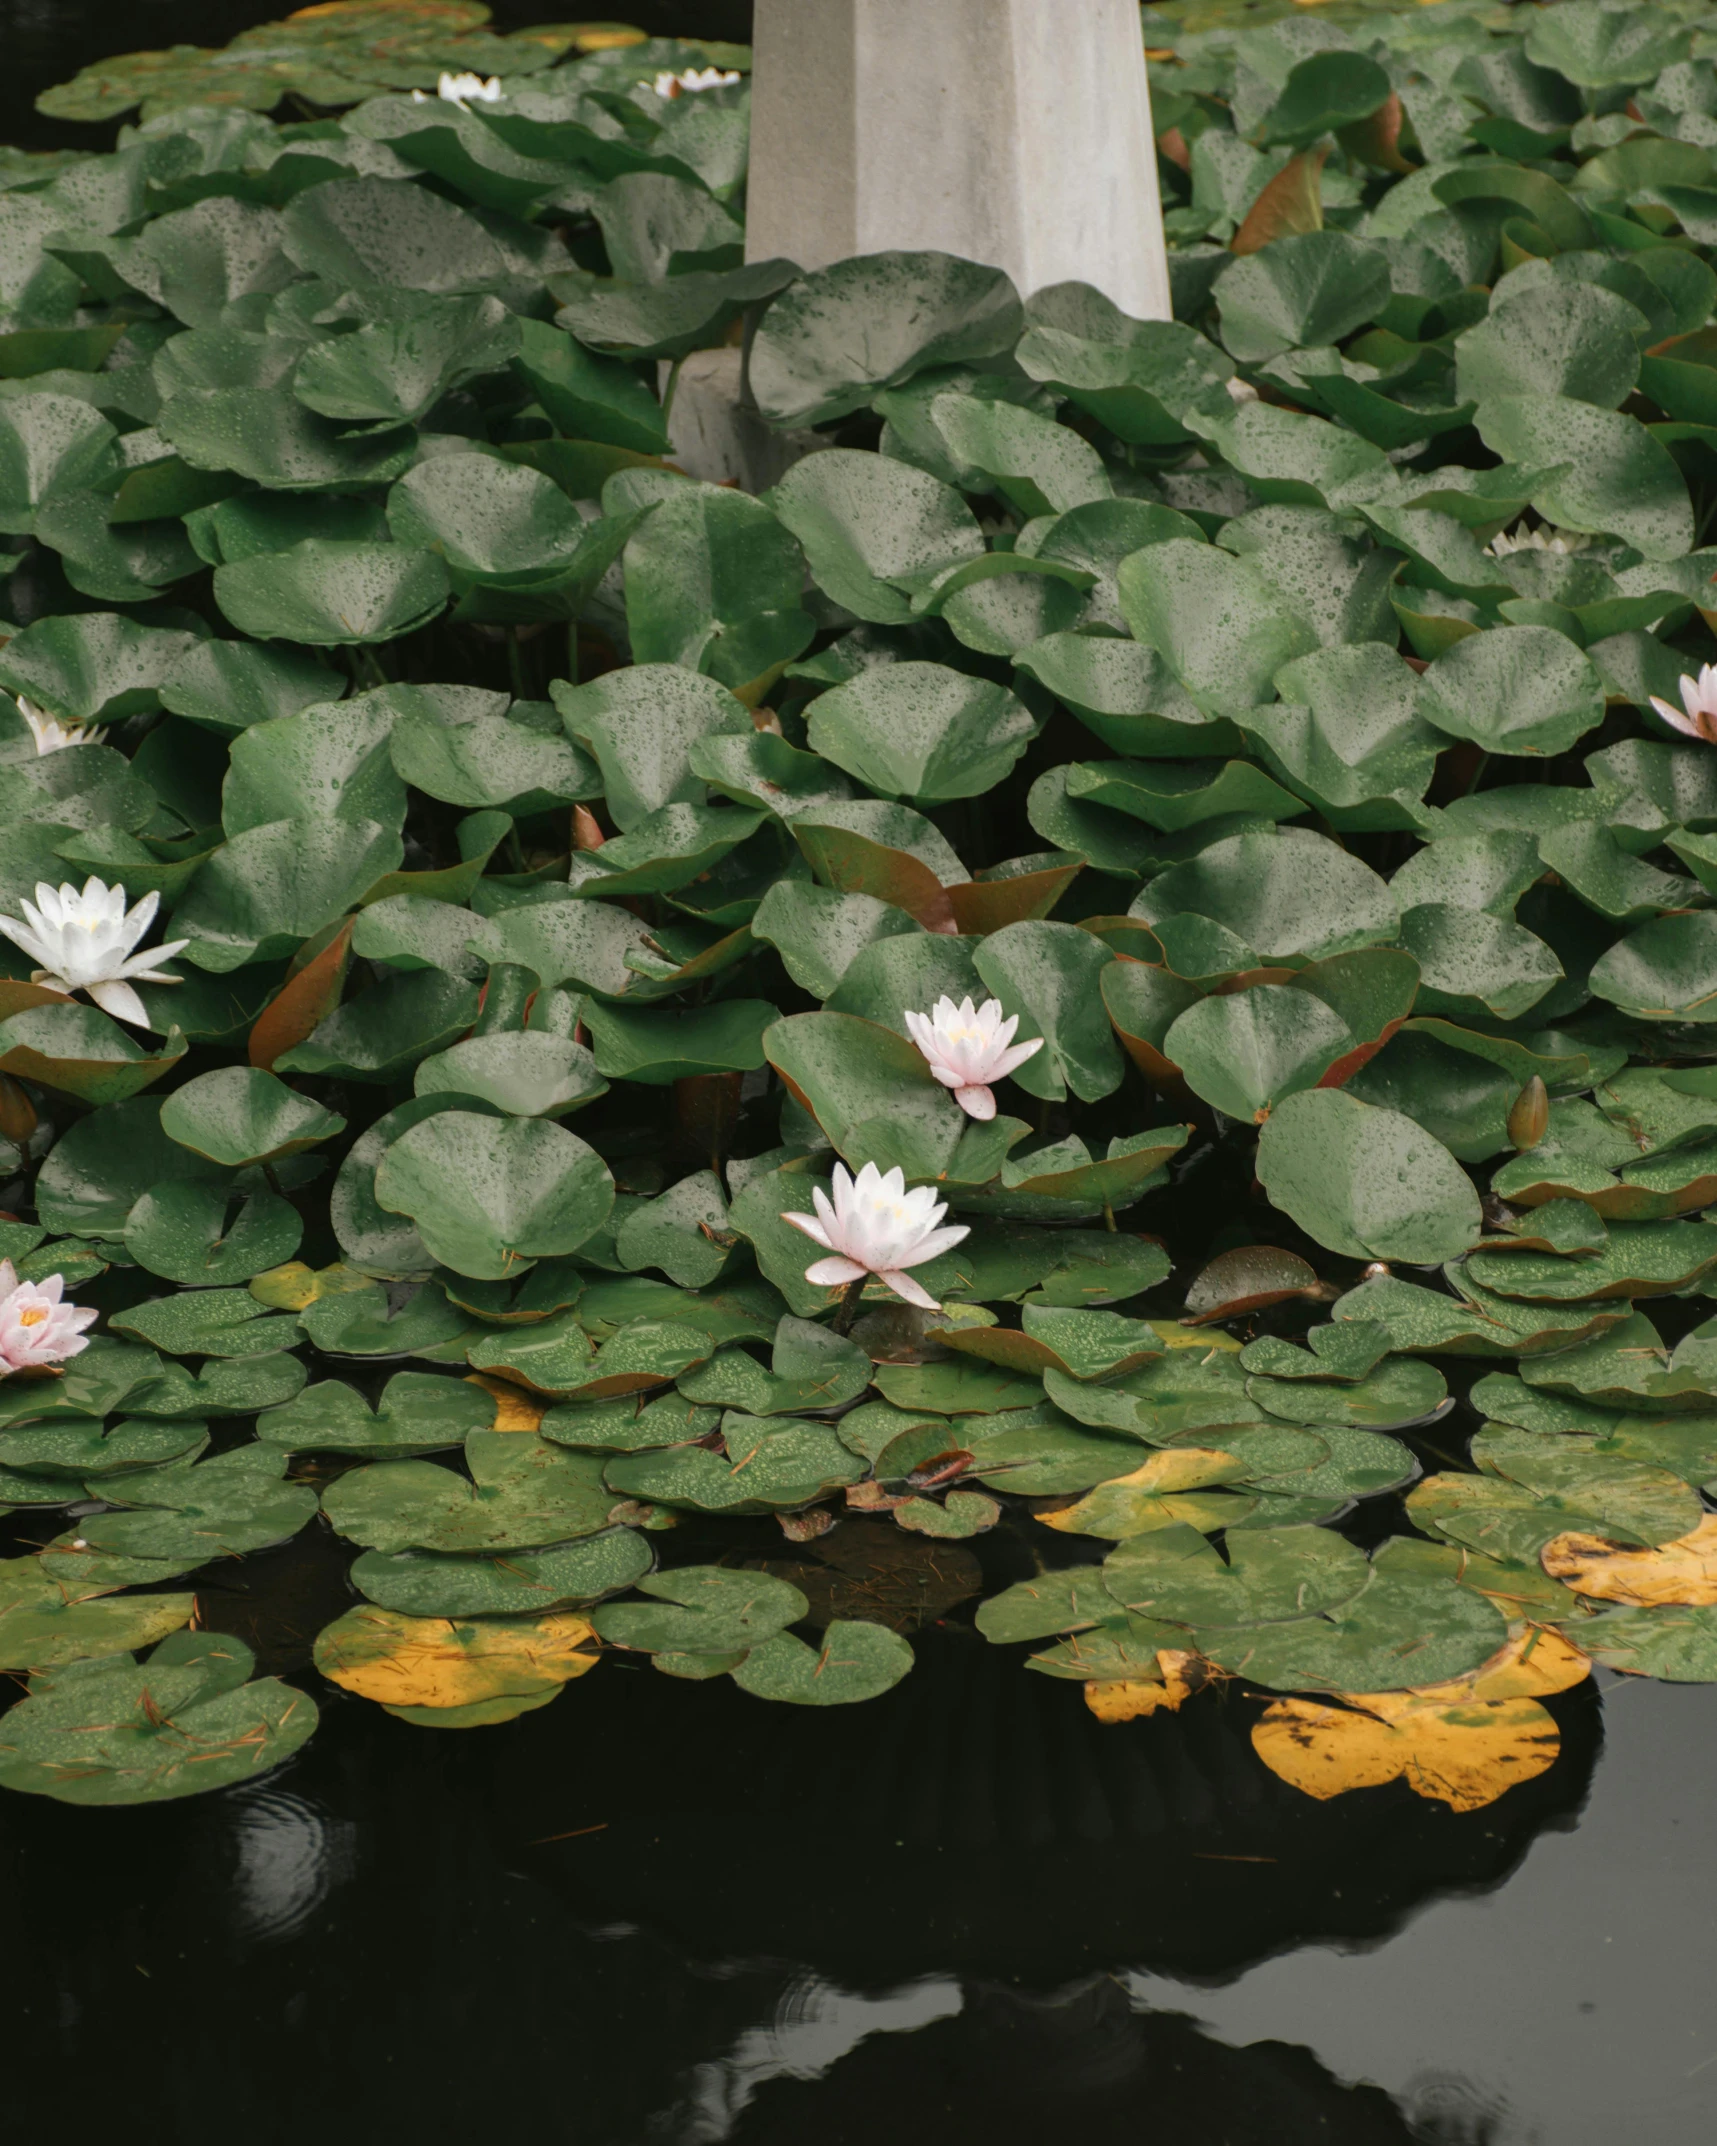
19;1307;48;1326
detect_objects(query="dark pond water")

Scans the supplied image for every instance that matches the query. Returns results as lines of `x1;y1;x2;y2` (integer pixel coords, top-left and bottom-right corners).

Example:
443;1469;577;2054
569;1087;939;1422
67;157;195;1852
3;1456;1715;2144
2;5;1715;2138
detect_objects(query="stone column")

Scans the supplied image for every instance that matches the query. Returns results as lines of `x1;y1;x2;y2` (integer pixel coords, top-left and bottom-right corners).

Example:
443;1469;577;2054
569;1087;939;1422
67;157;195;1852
743;0;1172;321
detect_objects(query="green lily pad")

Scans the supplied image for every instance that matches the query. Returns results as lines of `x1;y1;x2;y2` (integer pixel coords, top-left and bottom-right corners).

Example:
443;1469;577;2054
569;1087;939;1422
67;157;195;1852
215;539;450;645
1200;1566;1509;1694
975;1564;1127;1644
1417;624;1607;758
111;1290;298;1359
604;1414;866;1513
173;816;404;972
0;1573;195;1673
123;1179;302;1285
804;661;1038;807
0;1634;318;1804
552;661;750;832
1257;1088;1483;1265
75;1443;317;1561
351;1530;653;1619
749;251;1020;427
590;1565;808;1654
258;1372;492;1457
159;1065;345;1167
1248;1357;1448;1431
764;1008;965;1179
766;449;987;624
373;1111;614;1280
1575;1603;1717;1681
730;1618;914;1705
0;611;202;725
415;1031;607;1118
584;999;776;1085
678;1317;870;1416
322;1431;620;1552
539;1392;720;1455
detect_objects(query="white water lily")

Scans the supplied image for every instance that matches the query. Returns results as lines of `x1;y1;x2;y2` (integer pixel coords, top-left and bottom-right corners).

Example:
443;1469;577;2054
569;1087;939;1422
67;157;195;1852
1485;522;1591;558
903;995;1044;1121
1650;663;1717;746
653;65;741;97
782;1161;969;1313
412;71;505;107
15;698;94;755
0;877;189;1030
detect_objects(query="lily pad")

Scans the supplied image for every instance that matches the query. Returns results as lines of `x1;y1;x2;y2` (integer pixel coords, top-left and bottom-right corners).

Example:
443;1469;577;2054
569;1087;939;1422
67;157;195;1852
257;1372;492;1457
322;1431;621;1552
729;1619;914;1705
0;1635;318;1804
350;1531;653;1619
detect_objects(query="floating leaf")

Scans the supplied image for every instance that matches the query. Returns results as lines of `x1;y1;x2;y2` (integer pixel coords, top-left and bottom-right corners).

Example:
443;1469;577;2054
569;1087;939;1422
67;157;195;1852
373;1112;614;1280
1256;1089;1483;1264
322;1431;620;1553
350;1531;652;1620
730;1619;914;1705
313;1605;598;1712
0;1635;317;1805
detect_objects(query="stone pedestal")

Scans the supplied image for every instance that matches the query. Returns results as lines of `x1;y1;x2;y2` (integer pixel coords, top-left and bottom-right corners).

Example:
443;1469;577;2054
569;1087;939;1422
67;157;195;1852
744;0;1171;320
661;349;830;487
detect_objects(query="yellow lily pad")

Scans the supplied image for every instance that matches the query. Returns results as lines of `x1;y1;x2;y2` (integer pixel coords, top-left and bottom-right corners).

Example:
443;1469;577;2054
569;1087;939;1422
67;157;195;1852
313;1605;599;1710
1542;1512;1717;1605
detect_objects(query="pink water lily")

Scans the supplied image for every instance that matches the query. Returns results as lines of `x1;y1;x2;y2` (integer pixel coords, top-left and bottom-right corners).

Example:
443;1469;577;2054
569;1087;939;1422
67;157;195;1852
903;995;1044;1121
0;1263;97;1372
1650;664;1717;746
782;1161;969;1313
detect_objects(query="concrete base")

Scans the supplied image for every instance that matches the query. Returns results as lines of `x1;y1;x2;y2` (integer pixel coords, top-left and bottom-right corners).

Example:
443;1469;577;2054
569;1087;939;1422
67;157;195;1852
744;0;1171;321
660;348;830;487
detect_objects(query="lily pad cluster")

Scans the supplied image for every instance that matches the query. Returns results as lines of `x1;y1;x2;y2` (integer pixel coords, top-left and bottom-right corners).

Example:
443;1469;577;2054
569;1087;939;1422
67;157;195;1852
5;0;1717;1806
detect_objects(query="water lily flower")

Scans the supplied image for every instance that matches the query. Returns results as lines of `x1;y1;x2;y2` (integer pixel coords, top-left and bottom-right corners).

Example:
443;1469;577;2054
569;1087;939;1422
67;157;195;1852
903;995;1044;1121
653;65;741;97
412;71;505;107
1485;522;1590;558
15;698;94;755
782;1161;969;1313
0;876;189;1030
0;1262;96;1373
1650;663;1717;745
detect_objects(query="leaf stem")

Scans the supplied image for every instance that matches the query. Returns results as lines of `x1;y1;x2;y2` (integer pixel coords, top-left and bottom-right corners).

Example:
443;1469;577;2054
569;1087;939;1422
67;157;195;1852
832;1276;866;1335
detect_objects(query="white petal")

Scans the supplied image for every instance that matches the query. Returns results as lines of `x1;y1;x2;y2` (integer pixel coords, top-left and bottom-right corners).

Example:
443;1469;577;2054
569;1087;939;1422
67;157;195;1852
0;916;50;969
879;1269;941;1311
85;978;151;1027
806;1255;866;1286
1654;694;1702;736
954;1083;996;1119
783;1210;835;1250
122;887;160;944
114;938;189;982
990;1034;1046;1079
896;1222;969;1269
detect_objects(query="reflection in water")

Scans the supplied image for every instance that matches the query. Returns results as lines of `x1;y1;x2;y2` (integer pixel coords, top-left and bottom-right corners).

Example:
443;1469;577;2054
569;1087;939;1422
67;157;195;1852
1398;2073;1512;2145
689;1975;1421;2144
228;1787;356;1948
669;1973;964;2143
